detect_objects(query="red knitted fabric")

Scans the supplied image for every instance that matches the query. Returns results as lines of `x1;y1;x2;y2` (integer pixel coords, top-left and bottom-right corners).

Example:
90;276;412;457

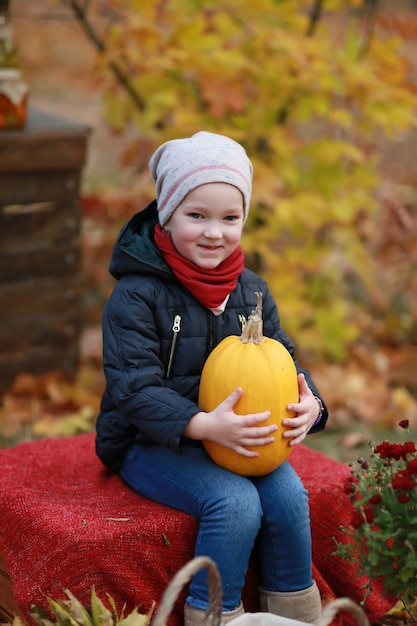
0;434;393;626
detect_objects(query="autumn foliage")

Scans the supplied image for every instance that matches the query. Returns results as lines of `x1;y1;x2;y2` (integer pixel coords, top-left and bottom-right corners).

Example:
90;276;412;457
1;1;417;446
89;0;417;362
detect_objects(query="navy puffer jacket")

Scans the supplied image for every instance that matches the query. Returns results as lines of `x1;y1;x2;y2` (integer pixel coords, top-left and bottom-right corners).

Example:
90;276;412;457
96;201;328;472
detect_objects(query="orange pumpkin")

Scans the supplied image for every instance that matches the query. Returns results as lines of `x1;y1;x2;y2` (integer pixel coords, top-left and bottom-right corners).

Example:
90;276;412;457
198;292;299;476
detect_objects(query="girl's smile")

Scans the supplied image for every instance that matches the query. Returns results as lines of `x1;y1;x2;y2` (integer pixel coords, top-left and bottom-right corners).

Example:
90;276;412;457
165;183;244;269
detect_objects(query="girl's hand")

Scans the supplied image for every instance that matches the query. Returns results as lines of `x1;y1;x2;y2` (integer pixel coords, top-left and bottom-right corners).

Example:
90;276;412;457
185;387;277;457
282;373;320;446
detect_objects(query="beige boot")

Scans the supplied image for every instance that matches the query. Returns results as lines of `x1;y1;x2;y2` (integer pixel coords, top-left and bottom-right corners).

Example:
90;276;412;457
184;602;244;626
259;582;321;624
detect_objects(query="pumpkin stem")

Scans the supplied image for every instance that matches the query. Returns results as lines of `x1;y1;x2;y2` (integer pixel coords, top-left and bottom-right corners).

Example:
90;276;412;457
241;292;265;345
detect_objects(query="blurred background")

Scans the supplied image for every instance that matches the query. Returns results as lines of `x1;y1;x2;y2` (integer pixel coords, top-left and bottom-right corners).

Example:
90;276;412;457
1;0;416;460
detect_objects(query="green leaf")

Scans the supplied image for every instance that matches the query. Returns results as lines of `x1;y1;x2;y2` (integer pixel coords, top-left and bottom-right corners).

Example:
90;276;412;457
90;588;113;626
29;605;57;626
46;599;79;626
117;607;151;626
61;590;94;626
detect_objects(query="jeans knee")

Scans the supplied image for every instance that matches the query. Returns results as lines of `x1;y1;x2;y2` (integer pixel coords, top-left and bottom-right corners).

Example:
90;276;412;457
255;463;311;529
282;479;308;514
205;479;262;536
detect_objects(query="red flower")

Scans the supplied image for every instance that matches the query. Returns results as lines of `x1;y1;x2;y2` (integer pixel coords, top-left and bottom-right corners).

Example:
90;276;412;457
407;458;417;474
351;510;365;529
363;504;375;524
403;441;416;455
369;494;382;505
391;469;415;491
399;419;409;429
397;494;410;504
336;428;416;604
374;441;416;461
344;477;357;496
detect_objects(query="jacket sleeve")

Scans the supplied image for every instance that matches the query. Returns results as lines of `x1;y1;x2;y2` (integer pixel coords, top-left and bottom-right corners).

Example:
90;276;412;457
101;279;199;451
259;285;328;433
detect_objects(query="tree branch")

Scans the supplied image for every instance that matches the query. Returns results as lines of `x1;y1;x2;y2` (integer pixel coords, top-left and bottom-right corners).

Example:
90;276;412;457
277;0;325;124
306;0;324;37
64;0;145;111
357;0;379;59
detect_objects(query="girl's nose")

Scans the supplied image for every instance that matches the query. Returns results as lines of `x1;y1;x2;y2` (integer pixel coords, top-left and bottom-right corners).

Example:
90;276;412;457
204;222;223;239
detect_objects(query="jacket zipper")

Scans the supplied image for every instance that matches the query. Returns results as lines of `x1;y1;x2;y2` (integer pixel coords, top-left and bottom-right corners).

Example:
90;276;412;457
165;314;181;379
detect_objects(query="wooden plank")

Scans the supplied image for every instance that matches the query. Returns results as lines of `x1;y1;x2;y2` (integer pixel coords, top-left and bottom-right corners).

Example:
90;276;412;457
0;108;87;390
0;242;81;283
0;171;82;206
0;135;89;173
0;309;81;354
0;203;81;246
0;344;80;393
0;109;90;172
0;277;82;317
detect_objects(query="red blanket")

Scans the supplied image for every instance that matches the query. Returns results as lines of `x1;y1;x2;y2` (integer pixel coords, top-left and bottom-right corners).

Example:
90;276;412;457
0;434;392;625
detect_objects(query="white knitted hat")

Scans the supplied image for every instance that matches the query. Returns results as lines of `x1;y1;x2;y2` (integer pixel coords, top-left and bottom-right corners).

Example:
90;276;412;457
149;131;253;226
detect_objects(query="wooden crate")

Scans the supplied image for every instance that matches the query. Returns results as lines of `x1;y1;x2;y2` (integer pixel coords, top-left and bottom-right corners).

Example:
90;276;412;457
0;108;90;392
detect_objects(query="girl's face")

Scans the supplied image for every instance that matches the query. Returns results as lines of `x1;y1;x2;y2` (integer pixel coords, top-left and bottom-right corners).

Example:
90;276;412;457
165;183;244;269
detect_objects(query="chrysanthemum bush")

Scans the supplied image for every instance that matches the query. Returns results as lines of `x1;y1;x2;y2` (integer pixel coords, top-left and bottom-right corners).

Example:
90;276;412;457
334;420;417;619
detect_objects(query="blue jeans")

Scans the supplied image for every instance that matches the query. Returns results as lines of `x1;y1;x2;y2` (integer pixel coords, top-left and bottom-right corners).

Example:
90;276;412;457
120;442;313;611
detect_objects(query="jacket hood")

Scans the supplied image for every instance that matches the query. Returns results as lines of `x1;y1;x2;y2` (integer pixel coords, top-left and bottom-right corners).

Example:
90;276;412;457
109;200;173;281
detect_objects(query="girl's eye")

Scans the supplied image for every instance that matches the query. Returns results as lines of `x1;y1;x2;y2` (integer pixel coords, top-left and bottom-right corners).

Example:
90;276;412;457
189;212;203;219
224;215;240;222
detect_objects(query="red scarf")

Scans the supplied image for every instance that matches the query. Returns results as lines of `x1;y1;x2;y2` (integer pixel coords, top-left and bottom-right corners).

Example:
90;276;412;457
154;224;245;309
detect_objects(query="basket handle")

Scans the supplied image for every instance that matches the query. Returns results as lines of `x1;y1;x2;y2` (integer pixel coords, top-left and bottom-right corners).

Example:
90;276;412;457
152;556;223;626
317;597;369;626
152;558;369;626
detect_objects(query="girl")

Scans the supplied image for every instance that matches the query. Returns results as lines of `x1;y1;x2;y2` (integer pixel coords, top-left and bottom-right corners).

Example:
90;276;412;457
96;131;328;625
